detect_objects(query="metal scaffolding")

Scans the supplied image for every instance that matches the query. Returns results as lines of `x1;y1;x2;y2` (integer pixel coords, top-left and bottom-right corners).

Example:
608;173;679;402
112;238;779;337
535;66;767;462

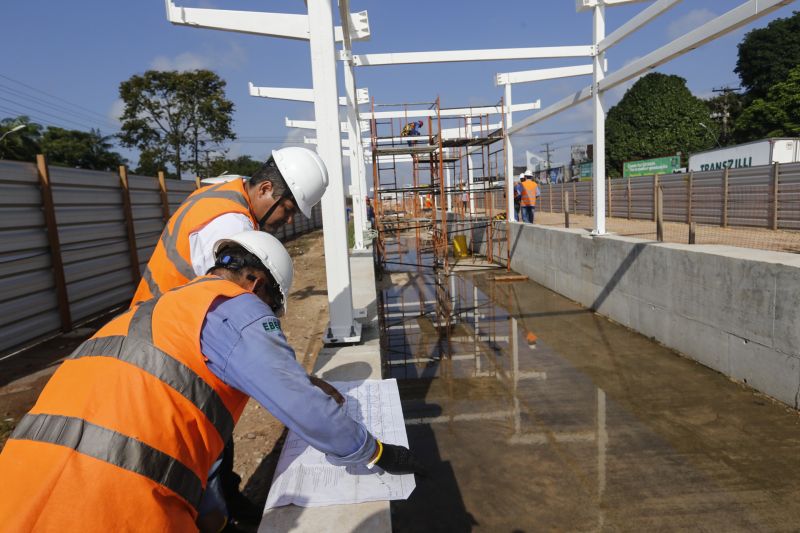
369;98;509;275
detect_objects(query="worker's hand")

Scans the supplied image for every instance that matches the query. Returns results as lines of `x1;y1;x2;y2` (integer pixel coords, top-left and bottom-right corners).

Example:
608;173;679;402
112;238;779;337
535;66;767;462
375;442;427;476
309;375;345;405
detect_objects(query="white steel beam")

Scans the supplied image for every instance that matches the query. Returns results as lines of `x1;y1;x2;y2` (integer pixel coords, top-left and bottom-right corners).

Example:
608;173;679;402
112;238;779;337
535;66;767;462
599;0;796;93
307;0;360;344
164;0;370;42
365;101;540;120
593;4;607;235
599;0;683;52
505;84;516;222
507;87;592;135
249;83;313;102
496;64;593;86
576;0;649;12
250;83;368;106
351;46;594;66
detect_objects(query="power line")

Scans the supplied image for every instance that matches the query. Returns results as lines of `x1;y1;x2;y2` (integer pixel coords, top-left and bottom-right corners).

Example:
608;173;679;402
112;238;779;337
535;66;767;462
0;95;103;132
0;83;118;131
0;73;115;124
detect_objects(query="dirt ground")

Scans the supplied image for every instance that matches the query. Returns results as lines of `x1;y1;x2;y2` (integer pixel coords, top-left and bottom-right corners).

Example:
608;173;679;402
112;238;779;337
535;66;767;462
0;230;331;517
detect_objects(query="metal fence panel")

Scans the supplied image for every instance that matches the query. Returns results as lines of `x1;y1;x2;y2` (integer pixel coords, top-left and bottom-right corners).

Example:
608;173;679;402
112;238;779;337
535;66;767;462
0;161;325;355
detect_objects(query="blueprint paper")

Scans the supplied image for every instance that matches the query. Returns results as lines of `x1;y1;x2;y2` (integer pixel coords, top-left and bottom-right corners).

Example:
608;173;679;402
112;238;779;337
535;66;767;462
264;379;416;508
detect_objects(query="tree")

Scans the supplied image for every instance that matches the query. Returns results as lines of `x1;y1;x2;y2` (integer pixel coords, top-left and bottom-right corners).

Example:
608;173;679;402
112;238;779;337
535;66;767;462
41;127;126;171
207;154;264;178
735;11;800;100
606;73;717;177
118;70;235;179
0;117;43;162
735;64;800;140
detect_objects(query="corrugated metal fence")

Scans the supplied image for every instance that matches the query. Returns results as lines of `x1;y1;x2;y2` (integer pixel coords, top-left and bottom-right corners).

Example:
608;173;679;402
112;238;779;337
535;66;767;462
533;163;800;230
0;158;323;355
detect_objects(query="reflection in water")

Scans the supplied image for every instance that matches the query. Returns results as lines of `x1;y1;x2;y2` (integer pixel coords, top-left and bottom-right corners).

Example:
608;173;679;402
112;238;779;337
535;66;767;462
380;235;800;532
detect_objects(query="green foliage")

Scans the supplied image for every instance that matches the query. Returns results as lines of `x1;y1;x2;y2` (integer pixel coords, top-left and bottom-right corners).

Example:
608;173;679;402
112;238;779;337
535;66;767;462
704;91;744;146
735;11;800;100
0;117;43;162
606;73;717;177
41;127;126;171
735;64;800;140
118;70;235;179
206;154;264;179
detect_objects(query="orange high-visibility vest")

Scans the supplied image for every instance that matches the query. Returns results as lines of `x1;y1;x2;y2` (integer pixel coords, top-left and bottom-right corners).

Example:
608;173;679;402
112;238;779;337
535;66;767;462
131;179;259;305
520;181;539;207
0;276;250;532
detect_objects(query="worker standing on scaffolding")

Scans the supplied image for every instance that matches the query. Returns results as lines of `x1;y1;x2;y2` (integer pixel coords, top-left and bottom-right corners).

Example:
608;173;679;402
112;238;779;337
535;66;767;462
401;120;424;146
519;172;540;223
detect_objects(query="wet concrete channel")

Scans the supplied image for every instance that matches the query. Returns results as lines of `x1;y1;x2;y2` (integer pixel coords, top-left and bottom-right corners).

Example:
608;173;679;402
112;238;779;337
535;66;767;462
377;235;800;532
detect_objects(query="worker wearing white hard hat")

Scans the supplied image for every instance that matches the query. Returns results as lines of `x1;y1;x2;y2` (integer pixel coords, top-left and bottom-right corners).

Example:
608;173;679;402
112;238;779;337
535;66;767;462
0;230;424;533
131;146;329;306
198;231;425;528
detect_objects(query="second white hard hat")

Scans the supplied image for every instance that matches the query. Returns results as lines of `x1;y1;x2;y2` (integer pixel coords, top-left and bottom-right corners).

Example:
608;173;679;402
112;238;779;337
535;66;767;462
271;147;329;219
213;230;294;316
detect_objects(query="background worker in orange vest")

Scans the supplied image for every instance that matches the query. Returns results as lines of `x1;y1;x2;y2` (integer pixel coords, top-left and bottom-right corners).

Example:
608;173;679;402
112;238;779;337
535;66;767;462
129;146;330;523
131;146;329;306
0;231;424;533
519;171;540;223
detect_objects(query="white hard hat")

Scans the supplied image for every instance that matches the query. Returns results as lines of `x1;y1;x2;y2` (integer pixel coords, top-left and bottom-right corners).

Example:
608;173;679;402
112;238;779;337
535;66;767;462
200;175;245;185
271;147;329;218
213;230;294;317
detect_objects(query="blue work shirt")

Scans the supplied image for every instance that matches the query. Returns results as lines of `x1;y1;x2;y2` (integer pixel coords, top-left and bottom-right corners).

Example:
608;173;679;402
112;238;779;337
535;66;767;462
199;292;376;465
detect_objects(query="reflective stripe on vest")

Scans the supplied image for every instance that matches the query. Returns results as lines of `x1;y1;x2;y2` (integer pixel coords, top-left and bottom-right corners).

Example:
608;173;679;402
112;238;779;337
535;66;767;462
137;180;255;301
10;413;203;510
69;334;234;442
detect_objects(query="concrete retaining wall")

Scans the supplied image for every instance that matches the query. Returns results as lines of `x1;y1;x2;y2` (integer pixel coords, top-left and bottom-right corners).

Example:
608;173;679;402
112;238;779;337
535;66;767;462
476;222;800;408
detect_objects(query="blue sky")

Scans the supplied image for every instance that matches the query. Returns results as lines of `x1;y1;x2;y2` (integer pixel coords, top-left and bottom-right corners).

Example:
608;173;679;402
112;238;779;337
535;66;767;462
1;1;796;180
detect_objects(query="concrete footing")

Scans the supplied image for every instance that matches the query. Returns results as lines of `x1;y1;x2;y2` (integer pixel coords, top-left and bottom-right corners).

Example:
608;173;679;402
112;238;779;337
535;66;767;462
477;222;800;409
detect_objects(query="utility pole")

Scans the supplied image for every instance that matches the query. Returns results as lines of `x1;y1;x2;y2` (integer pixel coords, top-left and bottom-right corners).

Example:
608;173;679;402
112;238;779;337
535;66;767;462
542;142;553;170
711;86;740;145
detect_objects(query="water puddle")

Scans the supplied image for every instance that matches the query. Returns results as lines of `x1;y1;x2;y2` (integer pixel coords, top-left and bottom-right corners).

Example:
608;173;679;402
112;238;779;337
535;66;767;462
378;235;800;532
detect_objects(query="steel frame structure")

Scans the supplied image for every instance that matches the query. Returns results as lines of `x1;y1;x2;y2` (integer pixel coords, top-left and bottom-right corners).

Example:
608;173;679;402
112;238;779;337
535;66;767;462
165;0;363;343
506;0;795;235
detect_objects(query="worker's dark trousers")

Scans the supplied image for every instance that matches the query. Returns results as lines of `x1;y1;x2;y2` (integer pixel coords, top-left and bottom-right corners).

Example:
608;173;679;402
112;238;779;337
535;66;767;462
220;439;240;499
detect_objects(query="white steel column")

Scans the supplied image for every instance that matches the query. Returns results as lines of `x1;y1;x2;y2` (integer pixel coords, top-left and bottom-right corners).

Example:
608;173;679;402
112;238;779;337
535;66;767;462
504;83;516;222
308;0;361;343
466;121;476;216
445;163;453;211
343;64;366;250
593;3;607;235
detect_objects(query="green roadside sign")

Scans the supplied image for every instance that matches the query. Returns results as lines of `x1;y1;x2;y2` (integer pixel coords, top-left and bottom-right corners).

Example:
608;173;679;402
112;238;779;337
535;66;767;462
623;154;680;178
579;162;593;178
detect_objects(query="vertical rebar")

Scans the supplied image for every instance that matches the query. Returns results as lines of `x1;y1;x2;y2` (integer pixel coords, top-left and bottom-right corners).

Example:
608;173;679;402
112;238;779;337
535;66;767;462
565;191;571;229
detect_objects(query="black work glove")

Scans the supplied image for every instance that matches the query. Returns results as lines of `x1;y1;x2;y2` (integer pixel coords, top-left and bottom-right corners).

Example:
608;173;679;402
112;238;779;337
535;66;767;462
375;442;427;476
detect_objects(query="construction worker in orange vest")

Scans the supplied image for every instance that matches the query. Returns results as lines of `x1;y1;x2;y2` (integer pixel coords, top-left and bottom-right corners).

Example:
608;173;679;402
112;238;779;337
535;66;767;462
131;146;329;306
0;231;424;532
519;172;540;223
129;146;330;522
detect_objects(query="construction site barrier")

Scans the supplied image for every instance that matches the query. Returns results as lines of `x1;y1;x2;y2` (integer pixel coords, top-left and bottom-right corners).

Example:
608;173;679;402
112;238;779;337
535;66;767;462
0;158;323;355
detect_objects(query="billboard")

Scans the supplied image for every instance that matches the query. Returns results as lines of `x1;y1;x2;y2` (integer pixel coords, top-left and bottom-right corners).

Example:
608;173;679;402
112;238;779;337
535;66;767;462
623;154;680;178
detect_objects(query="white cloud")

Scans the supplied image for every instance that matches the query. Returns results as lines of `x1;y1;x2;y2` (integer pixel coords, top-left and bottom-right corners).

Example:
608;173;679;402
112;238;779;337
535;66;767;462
150;42;247;72
151;52;211;72
107;98;125;126
667;9;716;40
